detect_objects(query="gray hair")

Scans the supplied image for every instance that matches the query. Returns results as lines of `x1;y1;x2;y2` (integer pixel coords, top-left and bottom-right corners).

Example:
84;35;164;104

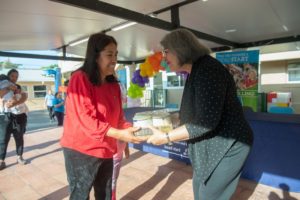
160;28;211;66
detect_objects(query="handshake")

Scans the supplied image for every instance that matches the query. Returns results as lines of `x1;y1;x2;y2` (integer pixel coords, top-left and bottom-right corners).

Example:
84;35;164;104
118;126;172;146
134;127;154;137
119;111;179;145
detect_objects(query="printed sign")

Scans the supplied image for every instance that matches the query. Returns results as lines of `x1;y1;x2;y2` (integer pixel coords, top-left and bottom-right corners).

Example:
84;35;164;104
216;50;259;111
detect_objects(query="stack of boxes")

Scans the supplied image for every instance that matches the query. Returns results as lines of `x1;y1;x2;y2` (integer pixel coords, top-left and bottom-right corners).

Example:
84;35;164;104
267;92;294;114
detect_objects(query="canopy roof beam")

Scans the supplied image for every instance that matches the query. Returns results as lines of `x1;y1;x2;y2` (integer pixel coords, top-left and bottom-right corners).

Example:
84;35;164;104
50;0;239;47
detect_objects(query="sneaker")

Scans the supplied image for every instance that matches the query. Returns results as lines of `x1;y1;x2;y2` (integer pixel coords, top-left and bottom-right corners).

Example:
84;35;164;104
0;160;6;170
17;156;27;165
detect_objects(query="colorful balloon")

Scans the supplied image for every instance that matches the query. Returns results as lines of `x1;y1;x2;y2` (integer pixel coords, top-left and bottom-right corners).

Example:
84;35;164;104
132;69;149;87
127;82;145;99
140;60;155;77
127;51;172;99
148;52;164;72
176;71;189;80
160;60;171;72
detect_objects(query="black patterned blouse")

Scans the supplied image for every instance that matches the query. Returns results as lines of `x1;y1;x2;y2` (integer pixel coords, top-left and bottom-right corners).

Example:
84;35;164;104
180;55;253;184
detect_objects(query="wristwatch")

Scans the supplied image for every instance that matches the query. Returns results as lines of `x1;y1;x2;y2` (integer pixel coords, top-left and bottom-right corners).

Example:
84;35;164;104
165;132;172;145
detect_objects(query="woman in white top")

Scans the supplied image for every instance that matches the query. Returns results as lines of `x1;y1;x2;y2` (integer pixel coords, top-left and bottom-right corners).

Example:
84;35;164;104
6;84;28;165
0;69;28;170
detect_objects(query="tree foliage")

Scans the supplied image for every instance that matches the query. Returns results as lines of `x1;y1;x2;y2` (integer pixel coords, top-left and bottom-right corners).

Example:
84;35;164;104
0;59;22;69
40;64;59;70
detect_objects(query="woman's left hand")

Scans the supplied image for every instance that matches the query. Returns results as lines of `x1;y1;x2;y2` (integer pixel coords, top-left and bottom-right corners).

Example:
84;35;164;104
147;126;168;145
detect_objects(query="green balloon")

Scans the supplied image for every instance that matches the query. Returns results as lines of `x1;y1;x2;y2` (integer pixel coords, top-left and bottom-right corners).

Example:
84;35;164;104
160;60;171;72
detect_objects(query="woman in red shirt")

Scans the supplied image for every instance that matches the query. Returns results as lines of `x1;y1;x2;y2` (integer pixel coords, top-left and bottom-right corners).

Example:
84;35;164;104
61;33;143;200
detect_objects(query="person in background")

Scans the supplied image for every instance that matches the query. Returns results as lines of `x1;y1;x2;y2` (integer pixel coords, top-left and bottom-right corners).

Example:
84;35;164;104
7;84;29;165
60;33;143;200
64;79;69;87
53;91;64;126
0;69;28;170
44;89;55;122
0;74;17;170
147;29;253;200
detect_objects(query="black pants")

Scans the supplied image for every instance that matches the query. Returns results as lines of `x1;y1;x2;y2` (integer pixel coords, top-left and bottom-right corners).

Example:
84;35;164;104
54;111;64;126
63;148;113;200
0;113;27;160
47;106;55;120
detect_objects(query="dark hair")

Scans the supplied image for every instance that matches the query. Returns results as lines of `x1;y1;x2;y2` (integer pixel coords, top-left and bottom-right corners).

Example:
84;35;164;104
79;33;118;85
64;79;69;86
54;92;61;98
7;69;19;77
0;74;9;81
15;84;21;90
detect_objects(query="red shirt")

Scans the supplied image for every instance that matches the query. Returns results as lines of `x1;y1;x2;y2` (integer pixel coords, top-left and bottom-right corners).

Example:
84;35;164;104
60;70;131;158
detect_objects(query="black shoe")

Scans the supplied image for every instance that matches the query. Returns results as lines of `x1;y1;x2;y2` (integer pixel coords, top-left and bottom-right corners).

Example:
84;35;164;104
0;160;6;170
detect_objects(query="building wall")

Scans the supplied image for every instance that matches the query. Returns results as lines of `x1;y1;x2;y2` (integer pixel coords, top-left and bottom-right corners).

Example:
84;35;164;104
260;60;300;113
18;81;55;111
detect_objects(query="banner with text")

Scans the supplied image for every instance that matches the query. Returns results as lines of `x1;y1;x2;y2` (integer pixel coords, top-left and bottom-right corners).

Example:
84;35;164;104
216;50;259;111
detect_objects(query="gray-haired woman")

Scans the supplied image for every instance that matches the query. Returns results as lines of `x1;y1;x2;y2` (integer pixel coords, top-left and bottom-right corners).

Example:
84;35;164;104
147;29;253;200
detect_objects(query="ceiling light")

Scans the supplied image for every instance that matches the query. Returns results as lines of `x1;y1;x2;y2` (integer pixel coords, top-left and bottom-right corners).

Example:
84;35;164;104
111;21;137;31
69;38;89;47
148;13;157;18
202;0;208;2
282;25;289;31
225;29;237;33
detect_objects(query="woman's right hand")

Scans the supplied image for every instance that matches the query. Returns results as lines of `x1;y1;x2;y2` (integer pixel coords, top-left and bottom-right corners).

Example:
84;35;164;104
118;127;146;144
146;126;168;145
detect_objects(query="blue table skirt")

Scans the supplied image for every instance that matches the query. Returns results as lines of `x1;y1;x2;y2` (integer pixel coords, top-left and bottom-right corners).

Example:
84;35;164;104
124;107;300;192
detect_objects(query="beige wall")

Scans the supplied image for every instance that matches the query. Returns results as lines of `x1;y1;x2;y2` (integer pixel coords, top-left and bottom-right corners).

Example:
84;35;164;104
260;60;300;114
18;81;55;111
260;61;287;84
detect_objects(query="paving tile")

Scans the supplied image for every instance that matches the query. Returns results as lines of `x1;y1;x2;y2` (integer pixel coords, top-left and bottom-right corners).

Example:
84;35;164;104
52;172;68;185
38;185;69;200
37;162;64;177
1;185;41;200
35;181;66;197
0;174;28;192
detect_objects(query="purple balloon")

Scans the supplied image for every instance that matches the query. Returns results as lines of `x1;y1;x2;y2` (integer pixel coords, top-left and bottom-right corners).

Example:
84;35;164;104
131;69;149;87
176;71;189;80
143;77;149;83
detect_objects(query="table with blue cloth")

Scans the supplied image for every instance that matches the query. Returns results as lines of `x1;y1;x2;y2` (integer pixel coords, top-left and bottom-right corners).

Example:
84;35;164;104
124;107;300;192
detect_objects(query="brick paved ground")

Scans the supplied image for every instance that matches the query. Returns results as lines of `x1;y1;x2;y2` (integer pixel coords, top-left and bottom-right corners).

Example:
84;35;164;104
0;127;299;200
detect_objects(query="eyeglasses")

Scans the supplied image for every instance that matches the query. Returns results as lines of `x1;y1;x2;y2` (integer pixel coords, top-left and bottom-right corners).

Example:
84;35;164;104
161;49;169;57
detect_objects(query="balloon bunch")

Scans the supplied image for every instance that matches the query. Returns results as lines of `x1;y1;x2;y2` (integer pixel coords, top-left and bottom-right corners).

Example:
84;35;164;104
128;52;168;98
